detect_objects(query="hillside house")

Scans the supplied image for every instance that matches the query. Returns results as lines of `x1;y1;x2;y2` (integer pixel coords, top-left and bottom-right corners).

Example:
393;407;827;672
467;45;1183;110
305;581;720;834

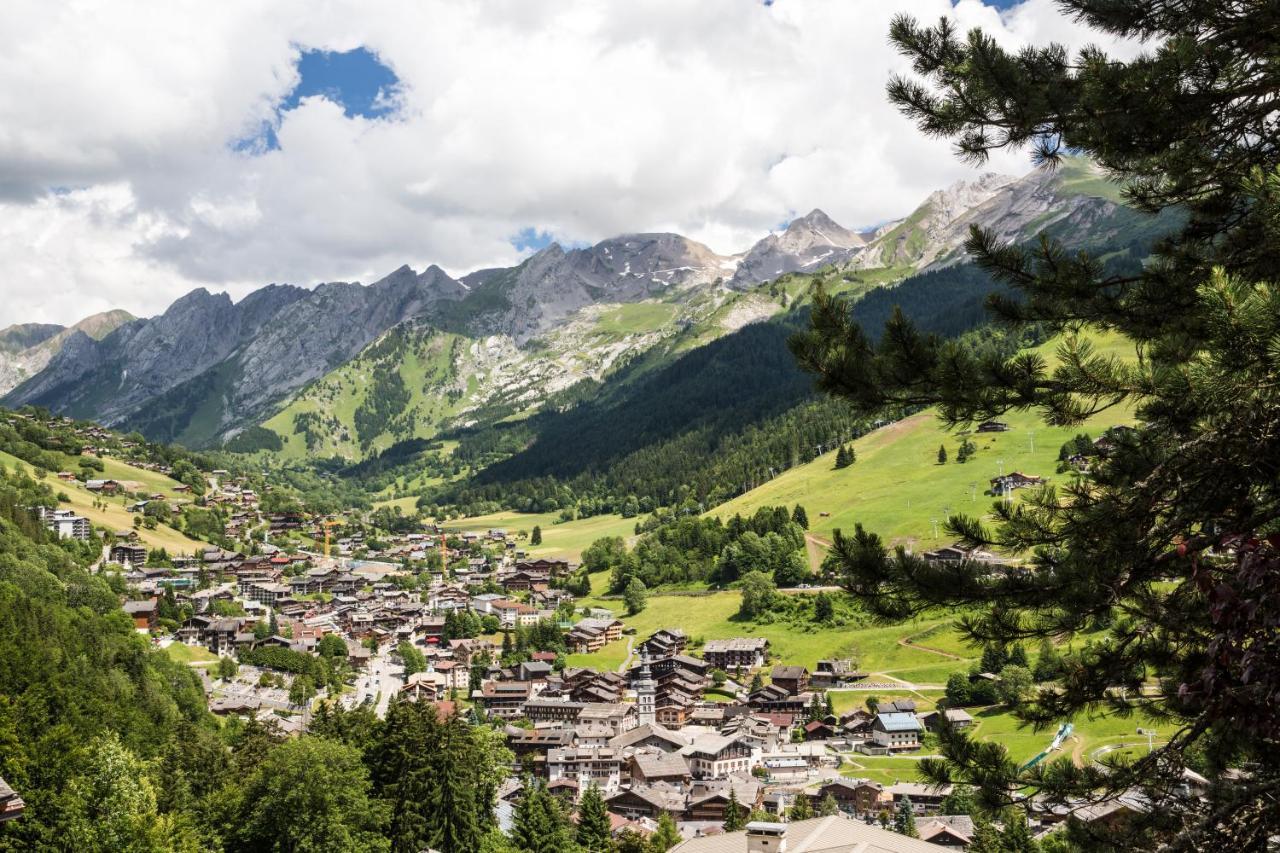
0;776;23;823
122;599;157;632
769;665;809;695
871;712;923;751
702;638;769;670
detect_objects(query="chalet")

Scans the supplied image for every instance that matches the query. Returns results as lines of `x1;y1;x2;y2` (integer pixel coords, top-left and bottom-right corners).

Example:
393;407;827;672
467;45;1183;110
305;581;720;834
0;776;23;823
475;681;531;718
871;712;923;751
501;571;547;594
747;684;807;714
641;628;688;658
122;599;157;632
610;723;688;753
811;777;884;816
84;479;121;494
811;659;864;688
681;734;752;779
886;781;951;814
769;665;809;695
922;708;974;731
516;660;554;683
917;815;975;848
506;727;575;770
606;783;687;821
515;558;570;577
685;778;760;822
976;420;1009;432
110;543;148;565
400;671;445;702
546;747;624;793
991;472;1046;493
670;815;944;853
578;702;637;736
802;719;837;741
702;638;769;671
881;699;917;714
631;752;692;785
567;617;625;653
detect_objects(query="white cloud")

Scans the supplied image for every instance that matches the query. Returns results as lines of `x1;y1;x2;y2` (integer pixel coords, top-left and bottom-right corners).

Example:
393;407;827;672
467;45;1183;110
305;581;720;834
0;0;1140;326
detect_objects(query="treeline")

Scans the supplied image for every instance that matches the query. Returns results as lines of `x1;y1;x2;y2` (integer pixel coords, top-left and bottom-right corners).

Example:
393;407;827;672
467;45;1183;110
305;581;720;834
581;504;811;592
417;262;1044;518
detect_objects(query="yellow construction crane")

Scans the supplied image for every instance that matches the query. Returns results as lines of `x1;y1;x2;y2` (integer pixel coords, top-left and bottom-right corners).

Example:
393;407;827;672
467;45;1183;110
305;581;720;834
322;519;342;559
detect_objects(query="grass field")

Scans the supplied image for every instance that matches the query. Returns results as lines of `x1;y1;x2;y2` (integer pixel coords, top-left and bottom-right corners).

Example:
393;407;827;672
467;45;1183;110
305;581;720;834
443;510;639;560
0;450;211;555
593;302;679;336
569;571;978;677
710;334;1136;552
163;643;219;665
839;705;1179;786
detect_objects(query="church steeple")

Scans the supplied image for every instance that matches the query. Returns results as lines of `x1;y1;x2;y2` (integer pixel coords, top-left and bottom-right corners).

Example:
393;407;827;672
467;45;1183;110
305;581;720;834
635;647;656;726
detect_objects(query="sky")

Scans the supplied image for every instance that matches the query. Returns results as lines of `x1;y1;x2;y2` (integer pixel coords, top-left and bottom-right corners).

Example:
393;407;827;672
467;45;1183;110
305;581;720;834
0;0;1144;327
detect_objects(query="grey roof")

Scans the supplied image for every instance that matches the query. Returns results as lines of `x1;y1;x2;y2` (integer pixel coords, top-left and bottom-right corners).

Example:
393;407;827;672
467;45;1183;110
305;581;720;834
670;814;945;853
875;712;922;732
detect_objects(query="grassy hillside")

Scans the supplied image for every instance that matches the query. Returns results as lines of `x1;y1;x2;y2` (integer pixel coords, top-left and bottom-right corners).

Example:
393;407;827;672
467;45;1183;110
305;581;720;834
711;334;1137;552
0;450;210;554
263;325;469;461
443;509;638;560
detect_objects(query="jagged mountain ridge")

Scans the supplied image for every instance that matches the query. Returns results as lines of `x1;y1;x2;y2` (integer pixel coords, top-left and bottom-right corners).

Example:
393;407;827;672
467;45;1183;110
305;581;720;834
730;209;866;288
4;157;1135;450
0;310;134;395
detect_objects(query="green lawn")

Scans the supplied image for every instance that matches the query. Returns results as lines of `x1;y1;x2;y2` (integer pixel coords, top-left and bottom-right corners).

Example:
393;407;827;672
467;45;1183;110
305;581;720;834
838;704;1180;786
163;643;218;665
570;571;978;677
443;510;639;561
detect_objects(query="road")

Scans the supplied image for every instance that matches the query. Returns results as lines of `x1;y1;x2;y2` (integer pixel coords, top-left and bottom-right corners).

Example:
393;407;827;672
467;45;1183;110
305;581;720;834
345;647;404;718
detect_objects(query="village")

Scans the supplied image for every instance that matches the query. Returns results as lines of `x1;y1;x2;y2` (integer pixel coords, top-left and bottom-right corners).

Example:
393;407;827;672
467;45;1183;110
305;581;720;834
4;409;1173;851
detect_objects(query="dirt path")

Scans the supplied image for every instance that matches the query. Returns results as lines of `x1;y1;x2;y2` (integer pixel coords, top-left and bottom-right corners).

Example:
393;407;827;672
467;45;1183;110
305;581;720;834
1069;735;1085;767
897;627;965;661
616;637;636;674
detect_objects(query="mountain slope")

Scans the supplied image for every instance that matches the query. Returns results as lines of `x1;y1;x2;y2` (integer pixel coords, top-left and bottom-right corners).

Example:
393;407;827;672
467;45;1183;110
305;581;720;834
5;157;1158;454
731;209;865;287
0;309;134;395
709;334;1138;551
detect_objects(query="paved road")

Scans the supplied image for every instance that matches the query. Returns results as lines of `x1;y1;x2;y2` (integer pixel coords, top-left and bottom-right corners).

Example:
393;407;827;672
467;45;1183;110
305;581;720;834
346;648;403;718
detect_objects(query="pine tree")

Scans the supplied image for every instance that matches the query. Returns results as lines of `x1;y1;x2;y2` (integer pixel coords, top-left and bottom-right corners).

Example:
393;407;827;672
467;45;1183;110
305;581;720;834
650;812;682;851
1032;638;1062;683
817;794;839;817
530;525;542;546
787;1;1280;844
1008;643;1029;668
834;445;851;469
723;787;745;832
788;792;813;821
937;444;947;464
792;504;809;530
892;798;918;837
575;783;611;852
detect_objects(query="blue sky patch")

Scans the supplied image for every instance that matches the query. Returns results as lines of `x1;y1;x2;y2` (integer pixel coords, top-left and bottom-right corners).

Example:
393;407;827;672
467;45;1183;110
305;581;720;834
234;46;401;153
510;227;555;253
